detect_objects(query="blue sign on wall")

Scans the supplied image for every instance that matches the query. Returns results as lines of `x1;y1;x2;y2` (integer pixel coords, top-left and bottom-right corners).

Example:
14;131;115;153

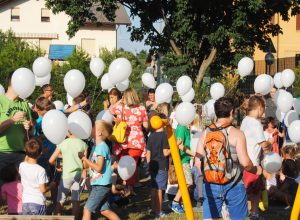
49;45;76;60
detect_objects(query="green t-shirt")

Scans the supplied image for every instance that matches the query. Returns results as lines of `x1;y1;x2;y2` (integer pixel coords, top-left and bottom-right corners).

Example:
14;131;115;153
0;95;32;152
175;125;191;164
58;138;88;179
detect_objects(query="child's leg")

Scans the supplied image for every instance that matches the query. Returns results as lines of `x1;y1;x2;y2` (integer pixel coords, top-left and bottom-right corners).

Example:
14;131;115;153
82;208;92;220
251;191;261;215
101;210;120;220
72;201;81;220
173;189;182;203
55;178;73;215
151;189;157;213
70;175;82;220
157;189;163;213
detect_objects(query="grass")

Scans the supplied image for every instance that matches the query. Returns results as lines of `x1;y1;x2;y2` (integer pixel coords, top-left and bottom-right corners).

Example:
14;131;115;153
0;180;292;219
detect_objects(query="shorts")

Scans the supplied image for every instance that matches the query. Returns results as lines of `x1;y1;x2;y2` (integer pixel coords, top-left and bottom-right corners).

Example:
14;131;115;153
22;203;46;215
243;170;264;194
183;163;193;185
203;182;248;220
150;169;168;190
84;185;111;213
57;174;81;203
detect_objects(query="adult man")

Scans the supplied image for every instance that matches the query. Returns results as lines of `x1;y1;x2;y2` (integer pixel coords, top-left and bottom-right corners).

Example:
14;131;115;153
0;73;32;174
195;97;262;220
41;84;54;101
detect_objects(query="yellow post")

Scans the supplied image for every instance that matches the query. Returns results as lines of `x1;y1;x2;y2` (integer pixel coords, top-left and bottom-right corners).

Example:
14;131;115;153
150;116;194;220
290;183;300;220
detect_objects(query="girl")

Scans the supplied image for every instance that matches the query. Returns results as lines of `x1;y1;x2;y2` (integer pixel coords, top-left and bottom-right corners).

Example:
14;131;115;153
263;117;284;154
0;164;22;215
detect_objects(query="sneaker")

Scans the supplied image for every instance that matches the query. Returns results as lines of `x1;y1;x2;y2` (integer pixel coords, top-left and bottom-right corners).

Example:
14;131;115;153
155;212;168;218
284;205;291;210
171;201;184;214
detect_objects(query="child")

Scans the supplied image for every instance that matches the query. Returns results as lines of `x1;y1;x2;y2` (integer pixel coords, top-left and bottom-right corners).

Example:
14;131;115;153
19;138;54;215
263;117;284;154
146;113;170;218
0;164;22;214
240;95;271;219
49;131;88;220
79;120;120;220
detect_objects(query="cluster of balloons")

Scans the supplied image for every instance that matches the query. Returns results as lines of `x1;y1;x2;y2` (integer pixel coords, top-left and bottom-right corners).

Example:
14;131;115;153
155;83;173;104
33;57;52;87
42;109;92;144
177;75;195;102
274;69;295;89
142;72;156;89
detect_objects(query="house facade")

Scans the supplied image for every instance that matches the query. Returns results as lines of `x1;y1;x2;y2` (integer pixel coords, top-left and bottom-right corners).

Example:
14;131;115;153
0;0;130;59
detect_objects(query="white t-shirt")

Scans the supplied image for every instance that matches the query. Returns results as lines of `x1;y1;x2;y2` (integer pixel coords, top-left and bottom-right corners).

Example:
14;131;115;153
19;162;48;205
240;116;265;166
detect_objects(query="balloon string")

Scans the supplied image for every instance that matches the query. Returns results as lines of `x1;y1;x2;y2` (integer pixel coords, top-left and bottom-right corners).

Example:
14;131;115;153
91;78;99;105
26;130;29;141
225;77;241;97
91;90;104;110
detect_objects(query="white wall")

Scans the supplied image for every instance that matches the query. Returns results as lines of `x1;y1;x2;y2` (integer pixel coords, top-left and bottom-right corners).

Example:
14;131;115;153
0;0;117;57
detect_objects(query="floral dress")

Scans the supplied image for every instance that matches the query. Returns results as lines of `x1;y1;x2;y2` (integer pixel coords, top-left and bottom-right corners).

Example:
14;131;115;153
112;104;148;155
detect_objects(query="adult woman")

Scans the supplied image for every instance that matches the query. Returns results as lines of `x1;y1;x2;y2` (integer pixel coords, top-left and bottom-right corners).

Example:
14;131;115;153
103;88;122;110
112;88;148;194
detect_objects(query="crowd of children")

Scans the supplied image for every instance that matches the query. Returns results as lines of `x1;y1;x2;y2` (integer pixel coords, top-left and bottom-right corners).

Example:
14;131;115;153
0;84;299;220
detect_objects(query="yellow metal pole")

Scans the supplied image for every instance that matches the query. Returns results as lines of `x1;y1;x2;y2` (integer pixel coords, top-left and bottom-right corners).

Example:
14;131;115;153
290;183;300;220
150;115;194;220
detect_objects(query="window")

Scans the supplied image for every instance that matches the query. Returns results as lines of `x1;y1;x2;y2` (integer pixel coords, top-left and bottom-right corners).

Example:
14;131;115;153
297;14;300;31
11;8;20;21
41;8;50;22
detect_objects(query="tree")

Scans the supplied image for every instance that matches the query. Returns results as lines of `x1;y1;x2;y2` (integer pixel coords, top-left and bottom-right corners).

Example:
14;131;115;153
46;0;300;83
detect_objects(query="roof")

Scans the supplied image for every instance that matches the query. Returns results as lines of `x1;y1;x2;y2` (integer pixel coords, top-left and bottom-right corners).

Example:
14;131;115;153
0;0;131;25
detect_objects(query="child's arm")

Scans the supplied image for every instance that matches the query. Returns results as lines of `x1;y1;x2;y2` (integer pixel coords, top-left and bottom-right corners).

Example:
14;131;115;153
39;182;56;194
49;147;60;165
146;150;151;163
163;148;170;157
79;152;104;173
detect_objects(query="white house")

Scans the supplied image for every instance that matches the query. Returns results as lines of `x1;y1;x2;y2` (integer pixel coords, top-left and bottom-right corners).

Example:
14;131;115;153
0;0;131;59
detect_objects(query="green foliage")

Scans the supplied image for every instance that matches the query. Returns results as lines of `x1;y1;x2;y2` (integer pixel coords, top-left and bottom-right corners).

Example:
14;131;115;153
45;0;300;82
294;65;300;98
0;30;43;88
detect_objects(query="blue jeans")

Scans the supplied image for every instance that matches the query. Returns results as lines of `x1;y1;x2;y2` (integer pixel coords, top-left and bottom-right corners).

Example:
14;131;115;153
22;203;46;215
192;167;203;201
84;185;111;213
203;181;248;220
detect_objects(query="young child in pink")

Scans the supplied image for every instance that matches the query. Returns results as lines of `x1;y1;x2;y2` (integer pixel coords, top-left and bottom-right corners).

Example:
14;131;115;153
0;164;23;214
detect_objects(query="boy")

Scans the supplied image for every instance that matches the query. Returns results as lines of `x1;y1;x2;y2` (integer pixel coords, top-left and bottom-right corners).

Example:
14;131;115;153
79;120;120;220
19;138;54;215
146;114;170;217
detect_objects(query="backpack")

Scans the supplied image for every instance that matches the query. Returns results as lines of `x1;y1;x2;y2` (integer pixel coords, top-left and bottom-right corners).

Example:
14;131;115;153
203;123;237;184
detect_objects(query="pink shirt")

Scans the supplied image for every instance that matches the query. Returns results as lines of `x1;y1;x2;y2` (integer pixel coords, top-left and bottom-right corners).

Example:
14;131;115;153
1;180;23;214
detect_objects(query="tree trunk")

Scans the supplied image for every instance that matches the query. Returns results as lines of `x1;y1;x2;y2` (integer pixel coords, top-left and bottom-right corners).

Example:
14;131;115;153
196;48;217;84
170;39;182;55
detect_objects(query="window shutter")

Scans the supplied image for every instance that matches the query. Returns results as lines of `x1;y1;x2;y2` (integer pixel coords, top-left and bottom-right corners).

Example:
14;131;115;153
297;14;300;31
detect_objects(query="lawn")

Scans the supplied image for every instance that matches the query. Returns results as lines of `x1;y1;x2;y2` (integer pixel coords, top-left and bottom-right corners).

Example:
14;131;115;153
0;179;292;219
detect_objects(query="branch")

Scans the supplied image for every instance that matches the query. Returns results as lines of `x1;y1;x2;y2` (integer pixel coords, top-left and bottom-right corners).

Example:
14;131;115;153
196;48;217;84
170;39;182;55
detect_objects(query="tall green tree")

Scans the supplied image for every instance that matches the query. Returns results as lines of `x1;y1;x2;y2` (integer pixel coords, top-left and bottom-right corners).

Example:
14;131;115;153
46;0;300;83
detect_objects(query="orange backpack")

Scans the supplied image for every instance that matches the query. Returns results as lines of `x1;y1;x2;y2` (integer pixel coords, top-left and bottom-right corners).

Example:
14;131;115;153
203;123;237;184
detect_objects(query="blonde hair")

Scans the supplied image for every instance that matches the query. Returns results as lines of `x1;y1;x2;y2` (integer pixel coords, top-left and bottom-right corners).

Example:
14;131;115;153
123;88;140;108
157;103;171;117
191;114;201;130
95;120;113;138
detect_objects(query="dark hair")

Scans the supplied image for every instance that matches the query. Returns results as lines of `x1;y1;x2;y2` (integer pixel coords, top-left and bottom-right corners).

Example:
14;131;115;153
111;155;118;164
282;145;296;159
41;84;52;92
25;138;42;159
214;97;235;118
7;72;14;86
109;88;122;100
148;88;155;94
0;164;18;183
35;96;53;111
247;95;265;112
263;117;277;130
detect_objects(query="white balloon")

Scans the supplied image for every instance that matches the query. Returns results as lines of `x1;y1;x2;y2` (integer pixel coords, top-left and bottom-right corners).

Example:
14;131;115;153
53;100;64;111
64;69;85;98
176;75;192;96
42;110;68;144
90;57;105;78
288;120;300;143
32;57;52;77
67;93;73;106
108;58;132;85
275;109;285;122
96;110;114;124
35;74;51;87
116;79;129;92
68;111;92;139
293;98;300;113
204;99;216;119
262;152;282;173
238;57;254;77
0;84;5;95
273;72;283;89
118;156;136;181
254;74;272;95
142;73;156;89
210;82;225;100
276;91;293;113
155;83;173;104
175;102;196;126
274;89;286;104
181;88;195;102
101;73;114;90
266;74;274;89
284;110;298;128
281;69;295;88
12;68;36;99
